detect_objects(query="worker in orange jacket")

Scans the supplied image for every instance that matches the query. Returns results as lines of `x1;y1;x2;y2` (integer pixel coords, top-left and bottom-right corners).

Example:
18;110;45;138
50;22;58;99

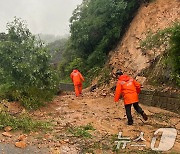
114;69;148;125
70;69;84;97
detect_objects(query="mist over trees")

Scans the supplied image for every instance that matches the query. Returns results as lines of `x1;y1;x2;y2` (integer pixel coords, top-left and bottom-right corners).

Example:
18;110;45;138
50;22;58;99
36;33;69;44
47;38;68;64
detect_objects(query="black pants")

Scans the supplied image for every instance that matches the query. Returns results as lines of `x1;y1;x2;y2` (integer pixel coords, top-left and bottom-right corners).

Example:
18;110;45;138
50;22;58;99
125;102;144;124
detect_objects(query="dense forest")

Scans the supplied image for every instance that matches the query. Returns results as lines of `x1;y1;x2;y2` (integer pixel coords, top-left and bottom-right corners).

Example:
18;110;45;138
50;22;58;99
58;0;141;85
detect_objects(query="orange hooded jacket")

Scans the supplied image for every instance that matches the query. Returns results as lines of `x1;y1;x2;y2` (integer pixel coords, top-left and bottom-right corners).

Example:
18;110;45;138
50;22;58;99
70;69;84;86
114;75;141;105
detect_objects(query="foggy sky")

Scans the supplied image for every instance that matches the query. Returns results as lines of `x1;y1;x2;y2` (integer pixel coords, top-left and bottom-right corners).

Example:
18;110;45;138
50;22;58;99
0;0;82;36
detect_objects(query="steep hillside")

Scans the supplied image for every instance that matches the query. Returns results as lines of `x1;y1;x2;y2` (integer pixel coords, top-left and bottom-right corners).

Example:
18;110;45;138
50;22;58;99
108;0;180;82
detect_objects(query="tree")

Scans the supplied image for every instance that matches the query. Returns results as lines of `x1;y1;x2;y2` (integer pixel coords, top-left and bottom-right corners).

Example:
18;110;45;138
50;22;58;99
69;0;140;68
0;17;58;109
57;0;140;85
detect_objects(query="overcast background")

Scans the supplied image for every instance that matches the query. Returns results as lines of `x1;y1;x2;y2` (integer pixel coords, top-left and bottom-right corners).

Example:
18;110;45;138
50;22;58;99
0;0;82;36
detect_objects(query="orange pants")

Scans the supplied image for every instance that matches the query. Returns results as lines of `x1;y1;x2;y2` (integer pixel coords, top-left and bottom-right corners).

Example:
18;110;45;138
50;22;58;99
74;84;82;97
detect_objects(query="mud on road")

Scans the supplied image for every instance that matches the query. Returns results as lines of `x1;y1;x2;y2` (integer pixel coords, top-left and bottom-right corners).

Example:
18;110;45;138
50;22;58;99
1;91;180;154
36;91;180;153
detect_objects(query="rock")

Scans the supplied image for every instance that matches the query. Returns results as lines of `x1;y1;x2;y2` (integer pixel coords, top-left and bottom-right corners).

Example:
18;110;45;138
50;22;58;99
63;139;69;143
52;121;58;126
2;132;12;137
44;134;53;140
21;109;27;114
18;134;27;141
50;148;60;154
4;126;13;132
60;140;66;144
55;143;61;147
136;76;146;85
101;93;107;96
15;141;27;148
175;122;180;130
90;85;97;92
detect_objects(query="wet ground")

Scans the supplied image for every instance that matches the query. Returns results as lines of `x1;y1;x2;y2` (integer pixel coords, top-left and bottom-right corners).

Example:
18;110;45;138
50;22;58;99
1;91;180;153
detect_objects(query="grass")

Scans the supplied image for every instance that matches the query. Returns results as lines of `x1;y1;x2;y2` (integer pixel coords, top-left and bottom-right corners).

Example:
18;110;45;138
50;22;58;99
68;123;95;138
97;67;111;86
80;139;111;154
112;147;162;154
125;150;162;154
152;112;171;123
0;111;52;133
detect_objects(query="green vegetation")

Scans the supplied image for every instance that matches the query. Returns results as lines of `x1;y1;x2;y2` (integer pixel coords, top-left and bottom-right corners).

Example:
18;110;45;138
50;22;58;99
0;17;59;109
68;123;95;138
97;67;111;85
125;150;162;154
0;111;51;133
58;0;142;86
141;22;180;87
152;112;170;123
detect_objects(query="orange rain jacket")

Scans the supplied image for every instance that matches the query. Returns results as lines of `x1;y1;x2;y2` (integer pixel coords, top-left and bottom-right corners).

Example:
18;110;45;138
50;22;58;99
70;69;84;86
114;75;141;105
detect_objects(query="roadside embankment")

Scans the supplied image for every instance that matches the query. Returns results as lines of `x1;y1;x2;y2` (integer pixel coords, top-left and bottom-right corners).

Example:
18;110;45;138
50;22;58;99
139;89;180;114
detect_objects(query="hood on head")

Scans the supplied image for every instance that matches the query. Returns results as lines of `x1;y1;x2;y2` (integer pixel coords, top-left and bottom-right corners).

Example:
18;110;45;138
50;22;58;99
73;69;78;73
118;74;131;82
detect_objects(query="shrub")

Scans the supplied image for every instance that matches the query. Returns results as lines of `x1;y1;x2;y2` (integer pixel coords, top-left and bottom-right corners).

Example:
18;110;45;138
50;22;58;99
0;17;59;109
0;111;51;132
141;22;180;87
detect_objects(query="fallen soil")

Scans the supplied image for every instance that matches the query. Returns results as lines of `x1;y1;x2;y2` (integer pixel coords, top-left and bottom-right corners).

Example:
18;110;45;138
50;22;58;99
1;91;180;154
108;0;180;82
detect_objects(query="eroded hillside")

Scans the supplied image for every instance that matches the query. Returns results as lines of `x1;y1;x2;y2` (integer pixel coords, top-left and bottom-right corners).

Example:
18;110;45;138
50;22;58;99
109;0;180;81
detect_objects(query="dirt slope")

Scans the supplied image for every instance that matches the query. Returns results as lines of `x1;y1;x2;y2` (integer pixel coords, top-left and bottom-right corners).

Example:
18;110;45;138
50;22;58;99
109;0;180;79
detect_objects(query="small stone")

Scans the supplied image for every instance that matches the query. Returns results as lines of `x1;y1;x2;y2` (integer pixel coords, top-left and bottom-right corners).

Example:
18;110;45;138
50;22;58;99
4;126;13;132
15;141;27;148
55;143;61;147
60;140;66;144
18;134;27;141
135;76;146;85
2;132;12;137
61;139;69;144
101;93;107;96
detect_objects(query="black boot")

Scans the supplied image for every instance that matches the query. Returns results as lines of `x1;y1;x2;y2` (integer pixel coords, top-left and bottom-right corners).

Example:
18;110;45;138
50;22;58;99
142;112;148;121
127;120;133;125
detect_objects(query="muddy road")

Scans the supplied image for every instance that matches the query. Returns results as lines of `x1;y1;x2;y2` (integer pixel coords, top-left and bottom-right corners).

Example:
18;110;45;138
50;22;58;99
1;91;180;153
